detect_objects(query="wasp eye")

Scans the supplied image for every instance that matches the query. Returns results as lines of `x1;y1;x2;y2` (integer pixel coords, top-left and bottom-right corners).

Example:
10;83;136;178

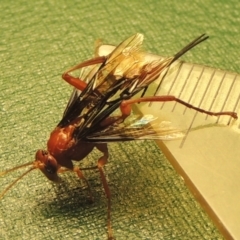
44;157;58;174
42;150;48;156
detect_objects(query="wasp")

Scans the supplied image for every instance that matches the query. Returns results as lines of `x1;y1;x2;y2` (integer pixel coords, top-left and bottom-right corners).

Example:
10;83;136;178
0;33;238;240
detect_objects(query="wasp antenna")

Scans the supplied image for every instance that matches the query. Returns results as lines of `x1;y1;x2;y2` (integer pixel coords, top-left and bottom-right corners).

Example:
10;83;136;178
173;34;209;62
0;167;35;199
0;161;33;177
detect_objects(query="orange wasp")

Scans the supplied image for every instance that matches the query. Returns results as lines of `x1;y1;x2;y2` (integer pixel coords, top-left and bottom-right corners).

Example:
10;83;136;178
0;33;238;240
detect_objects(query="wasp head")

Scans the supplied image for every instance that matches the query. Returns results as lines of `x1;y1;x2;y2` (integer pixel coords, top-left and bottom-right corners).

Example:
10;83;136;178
35;149;60;182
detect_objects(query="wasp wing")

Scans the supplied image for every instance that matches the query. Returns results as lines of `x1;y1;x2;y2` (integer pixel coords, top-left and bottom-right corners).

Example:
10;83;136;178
59;33;146;127
60;34;209;139
85;33;144;96
85;113;184;142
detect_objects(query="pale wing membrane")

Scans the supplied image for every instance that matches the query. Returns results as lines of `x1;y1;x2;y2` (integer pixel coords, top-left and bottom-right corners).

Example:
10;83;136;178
86;113;184;142
93;33;144;93
106;33;144;63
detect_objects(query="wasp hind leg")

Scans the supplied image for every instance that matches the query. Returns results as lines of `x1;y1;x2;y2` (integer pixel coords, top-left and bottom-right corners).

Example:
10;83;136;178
120;95;238;119
100;94;237;130
62;56;106;91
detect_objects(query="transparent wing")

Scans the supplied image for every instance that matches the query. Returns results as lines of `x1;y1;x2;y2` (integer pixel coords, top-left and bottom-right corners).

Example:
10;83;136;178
92;33;145;93
86;112;184;142
106;33;144;63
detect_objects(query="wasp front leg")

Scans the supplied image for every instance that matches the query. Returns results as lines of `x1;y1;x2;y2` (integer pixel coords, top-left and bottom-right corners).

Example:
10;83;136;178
95;144;110;200
62;56;106;91
95;143;114;240
57;165;94;202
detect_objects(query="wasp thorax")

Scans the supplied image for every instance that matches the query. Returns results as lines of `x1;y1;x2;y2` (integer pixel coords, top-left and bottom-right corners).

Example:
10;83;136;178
35;149;60;182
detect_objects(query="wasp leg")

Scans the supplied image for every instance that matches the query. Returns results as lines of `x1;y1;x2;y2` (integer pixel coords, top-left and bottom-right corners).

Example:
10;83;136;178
120;95;238;119
73;166;95;203
58;166;94;202
95;143;114;240
100;93;237;129
62;56;106;91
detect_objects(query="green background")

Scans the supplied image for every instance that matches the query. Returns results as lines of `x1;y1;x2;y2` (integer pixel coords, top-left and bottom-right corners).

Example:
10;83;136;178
0;1;239;239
